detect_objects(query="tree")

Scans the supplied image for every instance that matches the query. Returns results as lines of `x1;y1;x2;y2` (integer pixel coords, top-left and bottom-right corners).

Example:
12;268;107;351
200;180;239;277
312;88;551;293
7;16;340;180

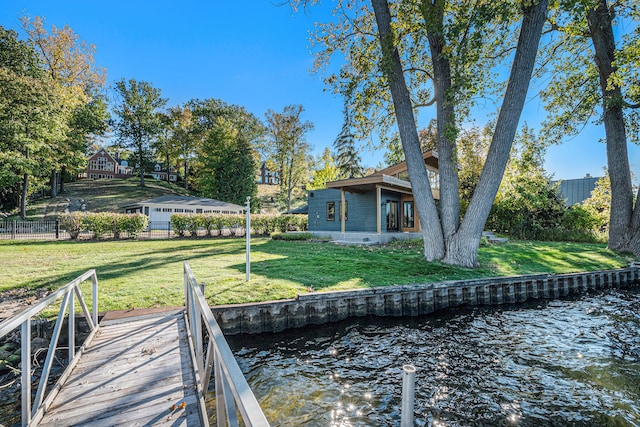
0;26;64;217
305;0;548;266
113;78;167;187
582;173;611;234
308;148;340;190
541;0;640;256
264;105;313;212
196;117;258;205
21;16;107;197
189;98;264;201
333;103;364;178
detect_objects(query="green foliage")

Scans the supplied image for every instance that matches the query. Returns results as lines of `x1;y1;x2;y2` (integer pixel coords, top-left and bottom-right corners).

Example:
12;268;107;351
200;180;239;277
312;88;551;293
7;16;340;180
582;174;611;233
333;102;364;178
58;212;84;239
59;212;148;239
113;78;168;186
270;232;317;241
170;213;308;238
264;105;313;211
308;148;339;190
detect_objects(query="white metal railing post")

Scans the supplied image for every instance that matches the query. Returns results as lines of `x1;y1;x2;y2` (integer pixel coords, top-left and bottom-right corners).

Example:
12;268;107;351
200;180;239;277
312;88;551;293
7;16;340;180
92;272;98;326
21;319;31;427
68;288;75;362
246;196;251;282
183;261;270;426
401;364;416;427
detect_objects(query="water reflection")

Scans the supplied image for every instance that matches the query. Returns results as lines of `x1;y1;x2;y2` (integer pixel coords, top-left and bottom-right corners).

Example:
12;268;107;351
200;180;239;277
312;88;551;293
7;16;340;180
223;289;640;426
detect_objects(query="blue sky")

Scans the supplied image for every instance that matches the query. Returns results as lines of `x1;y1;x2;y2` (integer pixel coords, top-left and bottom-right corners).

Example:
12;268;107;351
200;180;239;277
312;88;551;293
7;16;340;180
2;1;638;181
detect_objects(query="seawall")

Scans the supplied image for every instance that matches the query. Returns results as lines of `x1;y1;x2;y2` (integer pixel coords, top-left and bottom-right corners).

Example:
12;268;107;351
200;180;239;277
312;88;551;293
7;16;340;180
212;266;640;335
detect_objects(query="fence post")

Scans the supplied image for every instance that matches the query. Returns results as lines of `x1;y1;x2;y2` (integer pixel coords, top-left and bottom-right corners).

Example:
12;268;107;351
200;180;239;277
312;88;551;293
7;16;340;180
12;220;16;240
168;221;171;239
55;219;60;239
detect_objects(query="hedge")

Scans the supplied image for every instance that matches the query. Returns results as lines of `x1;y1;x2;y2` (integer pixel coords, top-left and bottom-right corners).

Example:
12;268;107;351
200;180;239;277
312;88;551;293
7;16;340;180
170;214;308;238
59;212;148;240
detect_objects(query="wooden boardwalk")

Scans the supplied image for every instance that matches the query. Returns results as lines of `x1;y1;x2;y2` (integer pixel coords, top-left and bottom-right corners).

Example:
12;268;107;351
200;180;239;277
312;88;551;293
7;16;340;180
38;311;205;427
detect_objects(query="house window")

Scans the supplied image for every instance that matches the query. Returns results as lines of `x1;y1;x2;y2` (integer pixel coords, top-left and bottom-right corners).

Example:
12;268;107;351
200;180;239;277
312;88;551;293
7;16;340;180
184;209;194;213
175;208;184;213
162;208;173;212
154;208;162;212
196;209;203;214
339;201;348;221
403;201;415;228
326;202;335;221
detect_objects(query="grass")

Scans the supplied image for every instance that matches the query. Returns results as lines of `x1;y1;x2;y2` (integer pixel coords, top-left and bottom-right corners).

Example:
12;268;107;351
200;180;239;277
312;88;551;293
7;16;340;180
0;238;633;314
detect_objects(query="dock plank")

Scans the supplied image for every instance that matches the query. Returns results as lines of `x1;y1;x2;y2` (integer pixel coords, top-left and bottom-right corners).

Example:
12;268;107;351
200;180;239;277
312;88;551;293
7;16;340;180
37;312;204;427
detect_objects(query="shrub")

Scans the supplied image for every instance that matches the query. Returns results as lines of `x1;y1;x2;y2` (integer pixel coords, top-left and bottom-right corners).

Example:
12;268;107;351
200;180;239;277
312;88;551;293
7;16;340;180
113;213;148;238
59;212;85;240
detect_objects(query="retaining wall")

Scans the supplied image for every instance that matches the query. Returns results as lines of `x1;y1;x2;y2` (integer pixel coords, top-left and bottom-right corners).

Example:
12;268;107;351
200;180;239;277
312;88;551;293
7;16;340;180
212;266;640;335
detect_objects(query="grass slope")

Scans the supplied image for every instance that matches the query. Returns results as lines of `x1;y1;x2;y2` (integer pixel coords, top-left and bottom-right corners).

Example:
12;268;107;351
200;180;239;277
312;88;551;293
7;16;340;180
21;179;190;219
0;239;632;314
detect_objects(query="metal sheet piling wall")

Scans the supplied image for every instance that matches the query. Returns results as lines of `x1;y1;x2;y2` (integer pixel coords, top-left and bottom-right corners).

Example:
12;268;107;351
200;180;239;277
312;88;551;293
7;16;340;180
213;266;640;335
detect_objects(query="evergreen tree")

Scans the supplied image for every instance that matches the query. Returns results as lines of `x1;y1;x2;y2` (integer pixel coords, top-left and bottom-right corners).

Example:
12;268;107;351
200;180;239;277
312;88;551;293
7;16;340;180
333;104;364;179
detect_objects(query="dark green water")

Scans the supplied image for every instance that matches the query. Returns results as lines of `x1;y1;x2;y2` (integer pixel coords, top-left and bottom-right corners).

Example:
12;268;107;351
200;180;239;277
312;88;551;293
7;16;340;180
225;289;640;426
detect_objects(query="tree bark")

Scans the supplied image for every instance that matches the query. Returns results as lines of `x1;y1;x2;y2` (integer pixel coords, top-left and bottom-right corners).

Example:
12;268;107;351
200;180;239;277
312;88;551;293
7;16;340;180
444;0;548;267
372;0;445;261
50;169;58;198
587;0;638;254
422;0;460;242
21;173;28;219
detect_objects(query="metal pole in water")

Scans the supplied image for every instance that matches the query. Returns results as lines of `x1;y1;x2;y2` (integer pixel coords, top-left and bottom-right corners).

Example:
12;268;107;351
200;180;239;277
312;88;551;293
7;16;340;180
245;196;251;282
401;364;416;427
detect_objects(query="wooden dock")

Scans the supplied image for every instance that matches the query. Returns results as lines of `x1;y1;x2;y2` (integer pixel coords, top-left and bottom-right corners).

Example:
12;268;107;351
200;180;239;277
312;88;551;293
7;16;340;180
37;311;206;427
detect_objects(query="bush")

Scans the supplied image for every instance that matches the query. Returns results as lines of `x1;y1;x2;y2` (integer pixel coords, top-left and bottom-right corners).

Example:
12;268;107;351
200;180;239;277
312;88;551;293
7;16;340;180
59;212;149;240
59;212;85;240
170;213;307;238
271;232;315;241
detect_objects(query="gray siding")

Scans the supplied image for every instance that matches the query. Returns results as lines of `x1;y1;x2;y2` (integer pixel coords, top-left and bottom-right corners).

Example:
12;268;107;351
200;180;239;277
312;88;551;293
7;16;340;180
308;189;405;233
308;189;377;232
557;177;600;206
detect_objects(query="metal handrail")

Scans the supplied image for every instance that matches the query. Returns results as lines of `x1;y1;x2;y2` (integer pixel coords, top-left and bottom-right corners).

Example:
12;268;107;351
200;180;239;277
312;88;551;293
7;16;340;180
183;261;270;427
0;270;99;427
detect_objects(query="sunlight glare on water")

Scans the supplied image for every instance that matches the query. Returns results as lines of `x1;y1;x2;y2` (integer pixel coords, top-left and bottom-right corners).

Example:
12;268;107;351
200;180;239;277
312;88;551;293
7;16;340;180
220;288;640;426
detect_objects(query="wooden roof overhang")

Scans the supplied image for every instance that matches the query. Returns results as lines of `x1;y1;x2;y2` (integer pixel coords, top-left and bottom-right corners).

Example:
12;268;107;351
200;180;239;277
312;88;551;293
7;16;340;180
326;174;414;195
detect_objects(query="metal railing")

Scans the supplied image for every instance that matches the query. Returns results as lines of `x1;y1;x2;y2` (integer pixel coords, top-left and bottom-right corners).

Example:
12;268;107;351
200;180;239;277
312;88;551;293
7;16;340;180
0;270;99;427
183;261;270;427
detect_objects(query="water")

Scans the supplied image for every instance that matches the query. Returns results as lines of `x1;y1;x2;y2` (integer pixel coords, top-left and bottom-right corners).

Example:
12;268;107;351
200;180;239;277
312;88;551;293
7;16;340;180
225;288;640;426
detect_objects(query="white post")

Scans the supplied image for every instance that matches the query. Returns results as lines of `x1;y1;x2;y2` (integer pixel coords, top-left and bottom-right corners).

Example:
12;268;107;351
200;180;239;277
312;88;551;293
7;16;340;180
401;364;416;427
245;196;251;282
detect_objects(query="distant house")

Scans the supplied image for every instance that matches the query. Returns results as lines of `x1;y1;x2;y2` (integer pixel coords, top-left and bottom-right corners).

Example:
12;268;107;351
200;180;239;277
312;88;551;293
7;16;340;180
556;174;601;206
308;151;440;236
122;195;245;223
86;148;133;179
151;163;178;182
258;162;279;185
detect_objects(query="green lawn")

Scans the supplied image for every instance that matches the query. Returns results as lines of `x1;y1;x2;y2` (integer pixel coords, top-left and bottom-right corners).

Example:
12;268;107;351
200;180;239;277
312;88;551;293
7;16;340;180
0;238;632;313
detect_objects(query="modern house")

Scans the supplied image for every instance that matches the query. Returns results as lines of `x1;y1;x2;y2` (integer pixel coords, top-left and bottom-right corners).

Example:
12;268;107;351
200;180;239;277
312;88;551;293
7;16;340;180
85;149;133;179
122;195;245;223
307;151;439;243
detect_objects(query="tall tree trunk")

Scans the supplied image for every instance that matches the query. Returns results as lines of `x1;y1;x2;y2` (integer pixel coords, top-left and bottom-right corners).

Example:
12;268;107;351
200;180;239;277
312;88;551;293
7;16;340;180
50;170;58;198
586;0;640;254
445;0;548;267
422;0;460;242
21;173;28;219
60;166;66;193
138;150;145;187
372;0;445;261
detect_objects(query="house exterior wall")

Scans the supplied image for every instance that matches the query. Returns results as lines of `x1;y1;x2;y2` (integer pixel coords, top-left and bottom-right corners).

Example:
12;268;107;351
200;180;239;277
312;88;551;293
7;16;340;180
309;189;405;233
125;203;244;223
557;176;600;206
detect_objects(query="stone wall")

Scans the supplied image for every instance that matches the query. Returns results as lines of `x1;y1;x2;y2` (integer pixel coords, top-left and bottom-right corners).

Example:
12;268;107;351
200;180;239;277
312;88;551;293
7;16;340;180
212;266;640;335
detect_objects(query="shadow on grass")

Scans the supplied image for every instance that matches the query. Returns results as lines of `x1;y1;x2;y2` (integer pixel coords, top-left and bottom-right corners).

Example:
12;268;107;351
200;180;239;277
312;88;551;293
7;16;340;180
2;238;248;293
